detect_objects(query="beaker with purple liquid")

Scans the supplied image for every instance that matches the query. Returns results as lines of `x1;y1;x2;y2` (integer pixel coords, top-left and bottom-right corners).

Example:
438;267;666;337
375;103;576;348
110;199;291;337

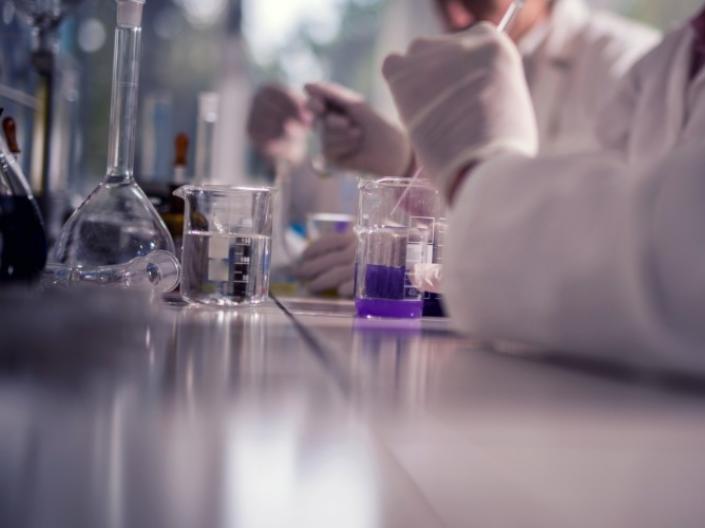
354;178;439;319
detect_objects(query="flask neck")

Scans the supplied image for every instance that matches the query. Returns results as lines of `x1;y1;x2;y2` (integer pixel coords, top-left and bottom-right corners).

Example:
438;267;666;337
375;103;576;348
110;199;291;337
105;25;142;183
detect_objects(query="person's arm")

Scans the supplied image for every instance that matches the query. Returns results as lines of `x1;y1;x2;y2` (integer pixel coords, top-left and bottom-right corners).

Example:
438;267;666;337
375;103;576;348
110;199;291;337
444;143;705;371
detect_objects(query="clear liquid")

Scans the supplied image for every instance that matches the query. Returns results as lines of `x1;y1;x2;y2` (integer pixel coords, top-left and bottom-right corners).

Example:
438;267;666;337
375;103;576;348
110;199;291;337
181;231;271;306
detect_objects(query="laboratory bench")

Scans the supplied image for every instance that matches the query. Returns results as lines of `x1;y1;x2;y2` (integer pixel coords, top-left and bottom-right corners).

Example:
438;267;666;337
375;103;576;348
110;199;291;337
1;289;705;528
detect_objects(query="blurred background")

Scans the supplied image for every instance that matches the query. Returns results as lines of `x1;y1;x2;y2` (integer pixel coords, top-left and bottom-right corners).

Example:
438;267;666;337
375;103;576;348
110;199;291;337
0;0;703;203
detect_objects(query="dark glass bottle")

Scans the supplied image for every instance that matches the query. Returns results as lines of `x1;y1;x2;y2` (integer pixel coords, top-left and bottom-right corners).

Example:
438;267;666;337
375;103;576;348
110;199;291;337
0;112;48;282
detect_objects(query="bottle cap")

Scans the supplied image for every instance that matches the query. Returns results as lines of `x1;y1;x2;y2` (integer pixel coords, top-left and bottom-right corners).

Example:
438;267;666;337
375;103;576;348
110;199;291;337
117;0;146;28
174;133;189;167
2;117;20;155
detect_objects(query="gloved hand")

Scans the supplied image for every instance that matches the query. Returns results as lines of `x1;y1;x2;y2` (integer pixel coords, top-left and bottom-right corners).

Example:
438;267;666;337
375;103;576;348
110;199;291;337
294;232;357;297
411;263;443;294
382;23;538;198
247;84;312;164
304;82;414;176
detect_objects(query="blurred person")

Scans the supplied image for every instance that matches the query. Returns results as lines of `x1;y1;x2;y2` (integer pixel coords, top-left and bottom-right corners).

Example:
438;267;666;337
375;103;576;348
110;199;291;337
247;83;359;283
379;4;705;365
246;84;350;224
308;0;660;171
298;0;660;296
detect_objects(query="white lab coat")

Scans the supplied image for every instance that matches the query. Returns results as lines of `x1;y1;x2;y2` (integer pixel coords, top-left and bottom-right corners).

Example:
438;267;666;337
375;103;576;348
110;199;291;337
524;0;660;154
597;23;705;168
444;20;705;371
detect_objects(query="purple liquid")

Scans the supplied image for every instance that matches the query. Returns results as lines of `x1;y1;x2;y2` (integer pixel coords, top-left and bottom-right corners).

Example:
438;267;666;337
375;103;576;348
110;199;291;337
355;298;423;319
364;264;406;299
357;264;422;319
0;195;47;282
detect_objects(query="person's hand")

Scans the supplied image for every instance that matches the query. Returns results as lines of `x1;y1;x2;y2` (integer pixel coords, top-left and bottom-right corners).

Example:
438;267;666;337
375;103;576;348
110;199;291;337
247;84;312;164
382;23;538;199
411;263;443;294
294;232;357;297
304;82;414;176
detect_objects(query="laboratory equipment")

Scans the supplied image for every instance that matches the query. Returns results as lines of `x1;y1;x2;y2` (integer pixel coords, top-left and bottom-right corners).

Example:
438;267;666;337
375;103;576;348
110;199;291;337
47;0;179;291
304;212;356;298
43;250;180;291
13;0;85;203
306;213;355;241
2;117;21;159
174;185;274;306
172;133;190;185
159;133;190;256
140;92;174;179
497;0;526;33
0;110;47;282
423;219;447;317
355;177;441;319
194;92;219;183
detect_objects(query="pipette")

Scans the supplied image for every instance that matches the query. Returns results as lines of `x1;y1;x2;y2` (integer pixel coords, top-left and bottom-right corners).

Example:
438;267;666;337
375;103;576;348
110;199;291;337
497;0;526;33
389;0;526;216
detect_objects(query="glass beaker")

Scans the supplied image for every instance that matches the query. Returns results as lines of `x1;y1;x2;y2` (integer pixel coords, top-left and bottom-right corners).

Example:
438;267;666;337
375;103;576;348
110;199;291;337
355;177;441;319
174;185;274;306
47;0;179;292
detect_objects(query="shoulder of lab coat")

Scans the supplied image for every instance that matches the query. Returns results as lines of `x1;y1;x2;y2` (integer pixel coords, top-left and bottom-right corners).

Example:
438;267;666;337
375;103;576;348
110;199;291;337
443;142;705;372
528;0;660;155
595;25;692;161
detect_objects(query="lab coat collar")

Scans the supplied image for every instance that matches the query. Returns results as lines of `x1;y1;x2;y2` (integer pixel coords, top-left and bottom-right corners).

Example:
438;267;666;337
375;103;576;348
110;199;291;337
519;0;591;62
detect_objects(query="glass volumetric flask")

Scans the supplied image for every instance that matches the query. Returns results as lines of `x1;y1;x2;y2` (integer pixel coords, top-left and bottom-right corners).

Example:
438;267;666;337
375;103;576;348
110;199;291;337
355;177;441;319
174;185;274;306
0;116;48;283
47;0;178;291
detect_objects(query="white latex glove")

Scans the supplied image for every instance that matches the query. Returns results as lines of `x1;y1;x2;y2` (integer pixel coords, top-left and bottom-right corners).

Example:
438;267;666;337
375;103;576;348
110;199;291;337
411;263;443;294
294;232;357;297
382;23;538;197
247;84;312;164
304;82;414;177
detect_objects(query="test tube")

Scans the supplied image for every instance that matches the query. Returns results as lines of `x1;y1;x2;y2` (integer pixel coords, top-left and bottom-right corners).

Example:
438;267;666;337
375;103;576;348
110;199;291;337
194;92;219;183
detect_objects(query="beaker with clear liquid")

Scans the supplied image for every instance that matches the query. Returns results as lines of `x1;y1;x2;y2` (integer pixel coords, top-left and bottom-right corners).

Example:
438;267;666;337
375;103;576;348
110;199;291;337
355;177;441;319
174;185;274;306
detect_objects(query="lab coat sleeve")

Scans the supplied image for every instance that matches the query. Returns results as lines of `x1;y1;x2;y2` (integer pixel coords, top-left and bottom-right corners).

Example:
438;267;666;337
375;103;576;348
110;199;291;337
443;143;705;372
